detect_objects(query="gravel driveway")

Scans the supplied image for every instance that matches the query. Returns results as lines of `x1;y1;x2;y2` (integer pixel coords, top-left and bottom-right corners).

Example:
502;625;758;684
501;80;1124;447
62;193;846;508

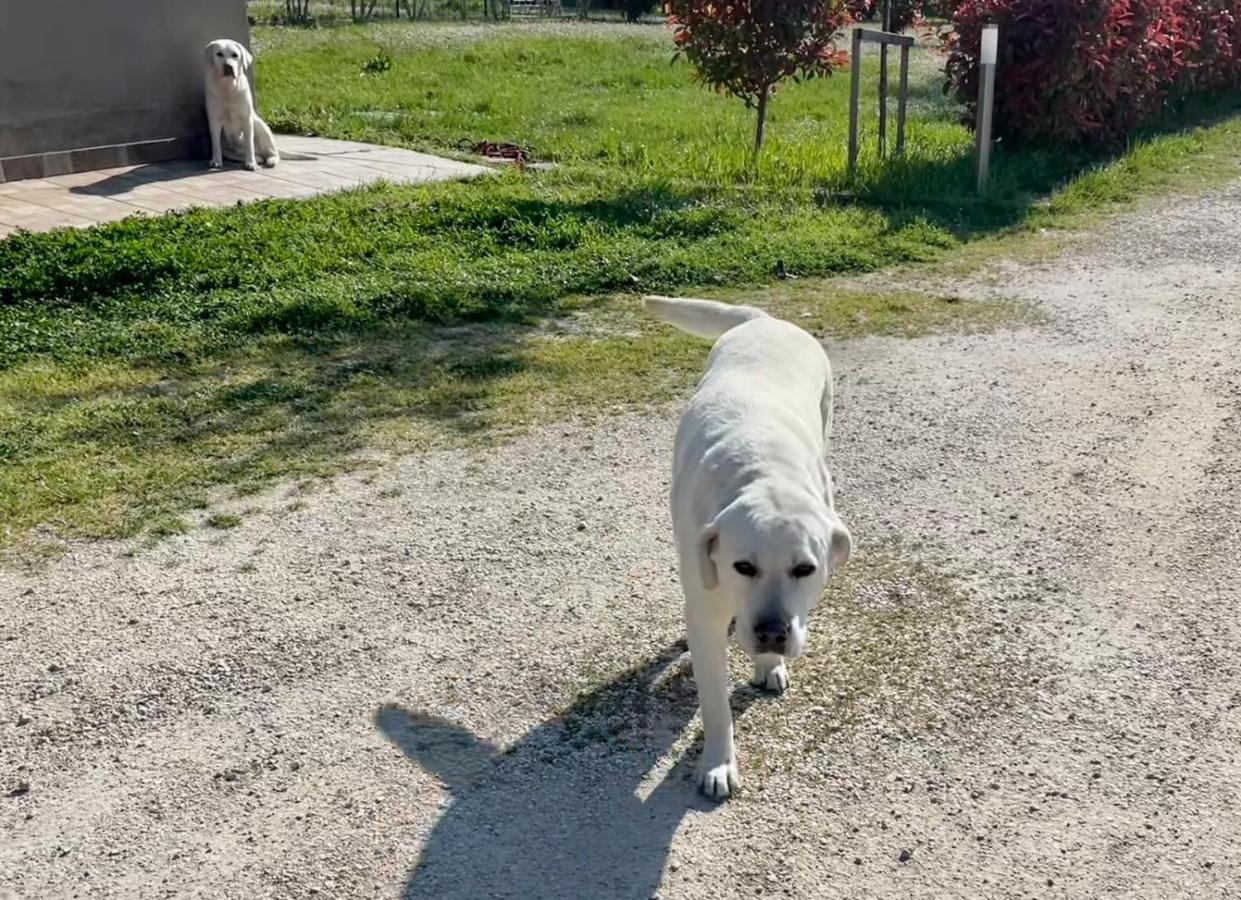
3;183;1240;899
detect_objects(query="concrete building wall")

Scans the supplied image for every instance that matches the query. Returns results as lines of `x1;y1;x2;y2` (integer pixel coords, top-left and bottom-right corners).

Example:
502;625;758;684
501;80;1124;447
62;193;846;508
0;0;250;180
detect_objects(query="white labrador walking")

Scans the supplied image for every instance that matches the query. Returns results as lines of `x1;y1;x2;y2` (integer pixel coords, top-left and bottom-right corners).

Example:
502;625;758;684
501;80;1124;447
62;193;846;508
644;296;852;800
202;38;280;171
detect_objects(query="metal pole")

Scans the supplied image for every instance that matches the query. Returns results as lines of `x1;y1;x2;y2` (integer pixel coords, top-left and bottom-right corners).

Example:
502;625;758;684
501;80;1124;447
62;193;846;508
896;44;910;157
848;27;863;180
975;25;998;193
878;45;888;158
878;0;890;158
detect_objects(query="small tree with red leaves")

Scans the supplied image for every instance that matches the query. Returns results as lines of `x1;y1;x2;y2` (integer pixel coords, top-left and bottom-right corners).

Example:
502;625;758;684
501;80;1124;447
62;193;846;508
666;0;850;157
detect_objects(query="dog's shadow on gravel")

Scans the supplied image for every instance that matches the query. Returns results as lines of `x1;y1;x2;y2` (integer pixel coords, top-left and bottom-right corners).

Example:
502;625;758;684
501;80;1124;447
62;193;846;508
376;642;758;899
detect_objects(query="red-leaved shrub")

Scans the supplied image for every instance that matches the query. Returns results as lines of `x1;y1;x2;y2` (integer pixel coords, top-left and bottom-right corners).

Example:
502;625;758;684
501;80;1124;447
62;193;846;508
945;0;1241;144
665;0;850;154
1181;0;1241;90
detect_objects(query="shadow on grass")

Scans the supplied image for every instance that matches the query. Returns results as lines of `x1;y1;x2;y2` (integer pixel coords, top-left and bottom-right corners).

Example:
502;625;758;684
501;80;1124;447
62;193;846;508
8;85;1239;363
0;273;1028;548
376;642;764;900
0;320;532;541
0;300;712;544
0;182;710;324
839;91;1241;240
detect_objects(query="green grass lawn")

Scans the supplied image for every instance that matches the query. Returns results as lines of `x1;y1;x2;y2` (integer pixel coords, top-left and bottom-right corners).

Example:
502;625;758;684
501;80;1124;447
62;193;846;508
2;21;1240;551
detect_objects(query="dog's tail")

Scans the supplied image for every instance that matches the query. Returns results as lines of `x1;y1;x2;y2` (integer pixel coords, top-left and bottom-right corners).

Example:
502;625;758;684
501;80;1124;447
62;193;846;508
642;295;766;341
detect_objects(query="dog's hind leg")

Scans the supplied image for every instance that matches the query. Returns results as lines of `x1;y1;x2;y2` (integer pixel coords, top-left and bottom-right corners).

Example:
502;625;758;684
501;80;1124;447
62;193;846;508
241;116;258;171
254;117;280;167
819;376;834;444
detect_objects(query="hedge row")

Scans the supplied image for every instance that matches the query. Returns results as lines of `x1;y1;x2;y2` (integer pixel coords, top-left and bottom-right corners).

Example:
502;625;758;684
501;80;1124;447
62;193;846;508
944;0;1241;144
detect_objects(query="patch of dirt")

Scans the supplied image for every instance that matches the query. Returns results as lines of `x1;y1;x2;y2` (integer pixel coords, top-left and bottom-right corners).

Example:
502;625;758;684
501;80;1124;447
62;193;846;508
470;141;536;164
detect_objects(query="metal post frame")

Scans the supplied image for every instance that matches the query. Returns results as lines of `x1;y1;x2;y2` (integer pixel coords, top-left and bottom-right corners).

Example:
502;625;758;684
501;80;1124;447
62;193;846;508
896;44;910;157
847;28;916;180
878;1;890;158
848;28;863;179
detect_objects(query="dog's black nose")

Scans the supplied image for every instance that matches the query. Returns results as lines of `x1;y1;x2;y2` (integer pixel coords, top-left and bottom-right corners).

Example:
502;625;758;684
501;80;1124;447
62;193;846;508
754;618;789;652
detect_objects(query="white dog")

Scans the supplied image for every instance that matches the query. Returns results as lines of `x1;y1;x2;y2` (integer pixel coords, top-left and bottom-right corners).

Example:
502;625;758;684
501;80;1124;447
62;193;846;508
202;38;279;171
644;296;852;800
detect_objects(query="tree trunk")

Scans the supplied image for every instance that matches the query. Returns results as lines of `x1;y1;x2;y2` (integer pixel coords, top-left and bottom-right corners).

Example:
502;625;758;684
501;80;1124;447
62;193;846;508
753;88;769;158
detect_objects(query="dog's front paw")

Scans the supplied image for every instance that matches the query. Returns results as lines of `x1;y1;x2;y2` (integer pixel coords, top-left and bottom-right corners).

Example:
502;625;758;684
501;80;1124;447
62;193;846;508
262;155;279;168
752;658;789;694
208;159;223;170
243;160;258;171
697;754;740;800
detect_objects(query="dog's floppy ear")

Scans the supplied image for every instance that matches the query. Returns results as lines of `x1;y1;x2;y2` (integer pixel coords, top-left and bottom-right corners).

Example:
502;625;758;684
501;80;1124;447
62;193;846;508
828;519;852;571
203;42;216;65
697;520;720;591
239;43;254;71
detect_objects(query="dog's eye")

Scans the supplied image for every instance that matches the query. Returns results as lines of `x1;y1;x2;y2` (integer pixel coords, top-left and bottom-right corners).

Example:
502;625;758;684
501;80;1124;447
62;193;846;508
216;52;224;57
732;561;758;578
790;563;816;579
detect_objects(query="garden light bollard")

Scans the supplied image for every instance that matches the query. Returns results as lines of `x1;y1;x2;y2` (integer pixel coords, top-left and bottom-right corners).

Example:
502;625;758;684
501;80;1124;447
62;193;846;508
975;24;999;193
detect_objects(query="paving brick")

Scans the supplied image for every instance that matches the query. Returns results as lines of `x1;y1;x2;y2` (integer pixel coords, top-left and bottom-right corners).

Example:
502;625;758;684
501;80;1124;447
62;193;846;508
0;198;96;230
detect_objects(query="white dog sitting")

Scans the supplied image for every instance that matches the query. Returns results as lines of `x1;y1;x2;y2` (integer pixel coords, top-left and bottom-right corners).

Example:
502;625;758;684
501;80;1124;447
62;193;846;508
644;295;852;800
202;38;280;171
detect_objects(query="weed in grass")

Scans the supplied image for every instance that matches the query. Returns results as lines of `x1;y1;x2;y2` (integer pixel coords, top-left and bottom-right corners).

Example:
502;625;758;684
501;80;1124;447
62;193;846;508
205;513;243;530
362;48;393;74
148;515;190;537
